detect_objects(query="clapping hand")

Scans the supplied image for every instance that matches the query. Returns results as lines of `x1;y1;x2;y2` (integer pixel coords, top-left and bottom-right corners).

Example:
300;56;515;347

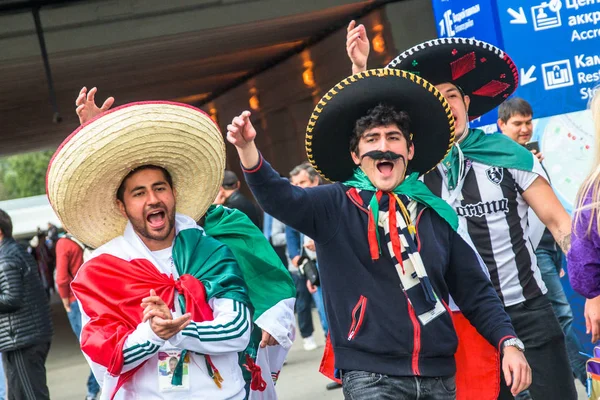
141;289;191;340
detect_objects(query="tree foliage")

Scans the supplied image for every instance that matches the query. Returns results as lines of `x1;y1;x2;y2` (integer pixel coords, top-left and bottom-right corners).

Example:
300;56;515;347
0;150;53;200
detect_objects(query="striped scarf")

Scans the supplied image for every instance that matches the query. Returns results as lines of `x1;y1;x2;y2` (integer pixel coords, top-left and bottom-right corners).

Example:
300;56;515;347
344;166;449;325
372;192;445;324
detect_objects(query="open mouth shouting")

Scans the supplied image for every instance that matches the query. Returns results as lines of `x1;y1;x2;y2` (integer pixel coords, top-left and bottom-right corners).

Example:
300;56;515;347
376;159;395;178
360;150;405;179
146;208;167;230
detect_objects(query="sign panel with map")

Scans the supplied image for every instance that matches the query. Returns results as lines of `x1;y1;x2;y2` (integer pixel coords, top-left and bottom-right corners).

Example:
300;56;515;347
533;108;595;211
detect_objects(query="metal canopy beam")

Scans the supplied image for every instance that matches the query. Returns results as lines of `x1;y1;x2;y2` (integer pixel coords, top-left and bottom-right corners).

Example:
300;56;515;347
0;0;90;15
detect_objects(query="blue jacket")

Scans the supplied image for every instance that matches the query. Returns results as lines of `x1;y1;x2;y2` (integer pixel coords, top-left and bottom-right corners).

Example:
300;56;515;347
244;156;515;377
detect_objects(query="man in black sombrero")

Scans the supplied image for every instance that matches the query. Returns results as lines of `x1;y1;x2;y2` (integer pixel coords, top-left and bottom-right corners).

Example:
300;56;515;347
347;24;577;399
227;69;530;399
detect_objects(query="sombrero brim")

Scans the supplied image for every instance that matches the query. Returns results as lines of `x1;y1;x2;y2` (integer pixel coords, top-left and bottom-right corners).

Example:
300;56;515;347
306;68;455;183
46;101;225;249
387;38;518;120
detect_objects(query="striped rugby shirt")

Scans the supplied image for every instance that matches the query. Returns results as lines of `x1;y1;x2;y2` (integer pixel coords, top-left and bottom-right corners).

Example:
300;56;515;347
423;158;548;307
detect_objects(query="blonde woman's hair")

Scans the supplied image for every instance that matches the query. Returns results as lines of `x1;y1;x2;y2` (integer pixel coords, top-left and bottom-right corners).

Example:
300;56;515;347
574;87;600;237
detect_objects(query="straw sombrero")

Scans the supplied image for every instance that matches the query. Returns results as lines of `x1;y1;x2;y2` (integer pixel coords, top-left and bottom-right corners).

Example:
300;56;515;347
306;68;455;183
46;101;225;249
387;38;518;120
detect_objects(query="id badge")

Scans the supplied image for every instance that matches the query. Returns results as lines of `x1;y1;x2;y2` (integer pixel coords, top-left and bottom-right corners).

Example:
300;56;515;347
158;349;190;392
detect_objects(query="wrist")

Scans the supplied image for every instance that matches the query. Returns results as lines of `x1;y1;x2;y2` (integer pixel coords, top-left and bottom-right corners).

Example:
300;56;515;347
143;320;166;345
238;142;260;170
501;337;525;354
352;63;365;74
503;346;521;354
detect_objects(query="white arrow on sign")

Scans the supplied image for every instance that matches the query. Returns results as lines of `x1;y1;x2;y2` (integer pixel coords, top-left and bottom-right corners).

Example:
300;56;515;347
507;7;527;24
520;66;537;86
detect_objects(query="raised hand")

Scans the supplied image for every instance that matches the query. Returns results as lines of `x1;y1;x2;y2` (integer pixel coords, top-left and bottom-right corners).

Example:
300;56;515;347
227;111;260;168
346;20;370;74
75;86;115;125
227;111;256;149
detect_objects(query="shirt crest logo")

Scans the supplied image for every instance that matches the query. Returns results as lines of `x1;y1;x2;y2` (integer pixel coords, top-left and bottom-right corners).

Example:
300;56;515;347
485;167;503;185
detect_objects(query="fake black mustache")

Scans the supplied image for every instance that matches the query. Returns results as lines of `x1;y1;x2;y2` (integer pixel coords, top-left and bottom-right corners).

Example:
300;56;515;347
361;150;404;162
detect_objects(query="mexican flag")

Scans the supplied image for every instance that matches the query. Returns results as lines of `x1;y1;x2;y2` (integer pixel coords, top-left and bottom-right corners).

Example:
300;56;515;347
72;206;296;399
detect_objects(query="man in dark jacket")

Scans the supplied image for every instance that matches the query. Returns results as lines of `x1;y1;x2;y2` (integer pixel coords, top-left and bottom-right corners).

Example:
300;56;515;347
226;70;531;399
217;170;262;229
0;209;53;399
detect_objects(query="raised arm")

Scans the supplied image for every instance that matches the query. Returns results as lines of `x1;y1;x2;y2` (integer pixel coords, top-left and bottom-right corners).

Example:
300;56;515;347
226;111;341;242
226;111;260;171
346;20;370;74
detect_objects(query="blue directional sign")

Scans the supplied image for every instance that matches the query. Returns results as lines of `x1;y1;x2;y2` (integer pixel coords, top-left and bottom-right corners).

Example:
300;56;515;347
431;0;504;44
497;0;600;119
430;0;506;128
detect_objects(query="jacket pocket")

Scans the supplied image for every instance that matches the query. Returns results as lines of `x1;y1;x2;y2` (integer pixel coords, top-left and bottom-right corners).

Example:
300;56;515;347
347;295;367;341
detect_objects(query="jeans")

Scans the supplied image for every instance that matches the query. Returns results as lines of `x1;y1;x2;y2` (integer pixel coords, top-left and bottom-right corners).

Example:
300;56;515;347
536;248;588;384
292;272;328;337
342;371;456;400
67;300;101;397
312;286;328;336
293;272;314;338
497;295;577;400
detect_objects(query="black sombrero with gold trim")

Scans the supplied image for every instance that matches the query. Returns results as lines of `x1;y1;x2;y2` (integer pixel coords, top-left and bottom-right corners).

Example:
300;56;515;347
387;38;519;120
305;68;455;183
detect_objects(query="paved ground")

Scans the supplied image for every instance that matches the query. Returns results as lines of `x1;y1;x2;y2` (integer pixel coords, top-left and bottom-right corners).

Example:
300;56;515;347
45;304;586;399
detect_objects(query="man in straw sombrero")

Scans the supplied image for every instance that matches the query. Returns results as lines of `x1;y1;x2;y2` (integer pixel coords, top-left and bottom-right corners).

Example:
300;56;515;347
347;23;578;399
226;68;531;399
47;99;296;400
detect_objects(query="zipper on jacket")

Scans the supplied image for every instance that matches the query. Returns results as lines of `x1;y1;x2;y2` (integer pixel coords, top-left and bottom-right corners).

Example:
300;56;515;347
347;296;368;341
405;293;421;375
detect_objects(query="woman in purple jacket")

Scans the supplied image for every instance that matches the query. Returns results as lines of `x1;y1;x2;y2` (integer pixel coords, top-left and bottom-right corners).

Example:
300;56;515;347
569;90;600;339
